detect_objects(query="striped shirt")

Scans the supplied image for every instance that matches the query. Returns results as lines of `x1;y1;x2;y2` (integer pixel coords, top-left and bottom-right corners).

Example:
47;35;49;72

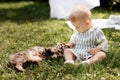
70;26;108;60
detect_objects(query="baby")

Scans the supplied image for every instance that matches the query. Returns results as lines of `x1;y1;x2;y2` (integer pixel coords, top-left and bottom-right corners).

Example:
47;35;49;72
64;6;108;65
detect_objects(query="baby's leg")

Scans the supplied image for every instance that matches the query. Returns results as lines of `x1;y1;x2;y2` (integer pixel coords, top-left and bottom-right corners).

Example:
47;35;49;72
64;49;76;64
82;51;106;65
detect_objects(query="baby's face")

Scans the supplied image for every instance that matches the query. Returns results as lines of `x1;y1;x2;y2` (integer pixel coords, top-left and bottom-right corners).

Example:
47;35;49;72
71;19;88;31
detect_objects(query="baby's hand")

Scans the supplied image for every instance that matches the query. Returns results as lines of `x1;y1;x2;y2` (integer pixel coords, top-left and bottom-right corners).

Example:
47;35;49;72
66;43;75;48
88;47;101;55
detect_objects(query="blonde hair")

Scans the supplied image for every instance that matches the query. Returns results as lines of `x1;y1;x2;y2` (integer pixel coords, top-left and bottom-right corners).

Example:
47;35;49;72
69;6;92;21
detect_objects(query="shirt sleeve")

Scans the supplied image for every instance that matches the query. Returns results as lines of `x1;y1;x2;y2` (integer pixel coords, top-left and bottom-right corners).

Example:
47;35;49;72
95;29;108;52
70;33;76;44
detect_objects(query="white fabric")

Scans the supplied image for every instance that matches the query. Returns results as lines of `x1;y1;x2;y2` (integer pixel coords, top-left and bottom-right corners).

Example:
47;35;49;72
66;15;120;30
49;0;100;19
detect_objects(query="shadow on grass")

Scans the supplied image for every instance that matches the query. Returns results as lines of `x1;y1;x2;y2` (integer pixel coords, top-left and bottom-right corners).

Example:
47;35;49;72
0;1;50;23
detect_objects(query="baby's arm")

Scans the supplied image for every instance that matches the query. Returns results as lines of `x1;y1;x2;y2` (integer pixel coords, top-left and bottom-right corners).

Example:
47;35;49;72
88;47;102;55
69;32;76;48
96;29;108;52
66;42;75;48
88;28;108;55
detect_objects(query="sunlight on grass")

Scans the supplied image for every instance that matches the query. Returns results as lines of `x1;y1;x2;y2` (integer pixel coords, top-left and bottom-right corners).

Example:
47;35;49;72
0;1;34;9
93;12;109;18
92;8;120;19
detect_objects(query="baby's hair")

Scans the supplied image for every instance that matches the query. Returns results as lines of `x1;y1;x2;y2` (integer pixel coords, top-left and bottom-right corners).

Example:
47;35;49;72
69;6;92;21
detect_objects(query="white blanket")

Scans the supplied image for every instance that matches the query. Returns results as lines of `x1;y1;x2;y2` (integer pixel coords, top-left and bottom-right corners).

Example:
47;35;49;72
49;0;100;19
66;15;120;30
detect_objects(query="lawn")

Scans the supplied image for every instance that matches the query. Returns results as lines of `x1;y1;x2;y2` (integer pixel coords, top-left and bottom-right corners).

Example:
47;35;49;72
0;1;120;80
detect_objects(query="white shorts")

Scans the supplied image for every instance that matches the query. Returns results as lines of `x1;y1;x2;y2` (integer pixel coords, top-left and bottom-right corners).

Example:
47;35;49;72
69;49;92;61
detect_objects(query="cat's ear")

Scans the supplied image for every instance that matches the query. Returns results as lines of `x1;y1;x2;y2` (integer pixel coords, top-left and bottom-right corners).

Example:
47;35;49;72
62;42;66;44
56;42;60;45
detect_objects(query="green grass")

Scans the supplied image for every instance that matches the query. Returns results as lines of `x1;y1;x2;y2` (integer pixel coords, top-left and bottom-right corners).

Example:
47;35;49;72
0;1;120;80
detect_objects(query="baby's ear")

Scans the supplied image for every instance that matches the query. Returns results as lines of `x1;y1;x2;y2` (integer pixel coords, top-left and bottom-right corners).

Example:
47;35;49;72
70;17;75;22
86;19;91;26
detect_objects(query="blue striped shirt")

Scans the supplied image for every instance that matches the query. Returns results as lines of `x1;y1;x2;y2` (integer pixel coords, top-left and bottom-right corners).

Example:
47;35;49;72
70;26;108;60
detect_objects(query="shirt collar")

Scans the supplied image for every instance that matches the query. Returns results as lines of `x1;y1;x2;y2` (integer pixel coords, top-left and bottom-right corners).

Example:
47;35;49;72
74;26;96;33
